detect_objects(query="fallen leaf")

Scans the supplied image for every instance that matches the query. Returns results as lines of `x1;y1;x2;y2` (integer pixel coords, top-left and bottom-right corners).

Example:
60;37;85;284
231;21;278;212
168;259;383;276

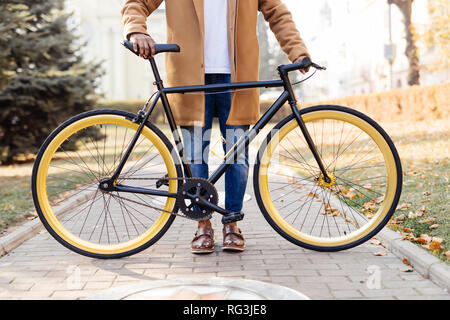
399;266;414;272
398;203;411;211
419;218;437;224
431;237;443;244
390;223;400;231
345;192;357;200
422;191;432;196
444;251;450;260
396;214;406;222
402;233;415;241
429;241;443;252
374;197;384;204
363;201;377;211
418;234;432;243
408;211;417;219
403;227;414;233
429;224;439;230
402;257;410;266
415;207;427;217
373;251;387;256
370;239;382;246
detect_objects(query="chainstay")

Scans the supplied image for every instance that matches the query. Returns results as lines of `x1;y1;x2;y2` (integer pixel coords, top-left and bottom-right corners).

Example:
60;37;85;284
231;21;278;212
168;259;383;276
110;192;212;221
111;176;214;221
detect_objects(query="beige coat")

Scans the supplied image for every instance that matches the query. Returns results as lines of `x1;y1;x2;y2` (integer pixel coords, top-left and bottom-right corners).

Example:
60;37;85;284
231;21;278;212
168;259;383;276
121;0;309;126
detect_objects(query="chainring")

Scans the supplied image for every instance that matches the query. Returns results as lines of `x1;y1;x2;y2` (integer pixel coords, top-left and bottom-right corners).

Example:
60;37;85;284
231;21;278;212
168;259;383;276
175;178;219;221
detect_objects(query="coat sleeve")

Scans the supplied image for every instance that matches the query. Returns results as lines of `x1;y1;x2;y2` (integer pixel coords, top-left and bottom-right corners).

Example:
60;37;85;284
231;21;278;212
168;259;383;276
258;0;310;62
121;0;163;40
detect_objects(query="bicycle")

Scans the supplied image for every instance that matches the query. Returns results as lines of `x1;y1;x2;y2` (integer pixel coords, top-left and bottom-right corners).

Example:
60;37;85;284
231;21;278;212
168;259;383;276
31;40;403;259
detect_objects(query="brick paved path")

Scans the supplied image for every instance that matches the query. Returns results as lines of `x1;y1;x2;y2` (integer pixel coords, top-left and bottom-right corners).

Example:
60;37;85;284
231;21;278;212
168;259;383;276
0;173;449;300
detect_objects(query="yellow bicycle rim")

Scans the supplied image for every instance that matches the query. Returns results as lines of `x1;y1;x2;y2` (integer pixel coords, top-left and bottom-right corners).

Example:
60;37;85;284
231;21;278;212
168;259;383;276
258;110;398;247
35;115;178;255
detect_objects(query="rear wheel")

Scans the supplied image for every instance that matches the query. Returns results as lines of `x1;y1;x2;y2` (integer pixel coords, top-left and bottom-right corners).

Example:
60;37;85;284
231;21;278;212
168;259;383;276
32;110;182;259
254;106;402;251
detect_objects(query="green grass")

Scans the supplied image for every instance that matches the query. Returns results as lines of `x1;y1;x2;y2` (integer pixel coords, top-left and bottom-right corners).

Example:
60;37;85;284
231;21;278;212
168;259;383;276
385;119;449;262
0;174;35;233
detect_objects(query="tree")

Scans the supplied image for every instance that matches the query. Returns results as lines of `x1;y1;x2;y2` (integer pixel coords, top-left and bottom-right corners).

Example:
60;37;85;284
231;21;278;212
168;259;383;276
421;0;450;72
257;13;303;97
0;0;103;164
258;14;289;80
388;0;420;85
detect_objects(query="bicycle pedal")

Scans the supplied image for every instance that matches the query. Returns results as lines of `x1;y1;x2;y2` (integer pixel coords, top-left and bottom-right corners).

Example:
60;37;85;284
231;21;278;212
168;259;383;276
222;212;245;224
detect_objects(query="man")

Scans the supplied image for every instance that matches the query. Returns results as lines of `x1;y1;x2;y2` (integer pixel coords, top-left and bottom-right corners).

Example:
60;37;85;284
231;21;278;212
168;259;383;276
121;0;310;254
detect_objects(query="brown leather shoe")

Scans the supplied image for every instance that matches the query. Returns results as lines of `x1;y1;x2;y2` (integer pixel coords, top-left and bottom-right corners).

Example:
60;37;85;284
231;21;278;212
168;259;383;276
191;224;215;254
222;224;245;252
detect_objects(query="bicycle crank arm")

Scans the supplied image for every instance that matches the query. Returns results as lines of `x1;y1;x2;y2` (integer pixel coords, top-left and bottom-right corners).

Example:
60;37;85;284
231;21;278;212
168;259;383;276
194;197;231;216
195;198;245;223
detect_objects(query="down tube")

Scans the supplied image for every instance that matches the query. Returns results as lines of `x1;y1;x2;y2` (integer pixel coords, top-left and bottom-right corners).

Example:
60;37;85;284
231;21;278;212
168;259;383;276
208;91;290;185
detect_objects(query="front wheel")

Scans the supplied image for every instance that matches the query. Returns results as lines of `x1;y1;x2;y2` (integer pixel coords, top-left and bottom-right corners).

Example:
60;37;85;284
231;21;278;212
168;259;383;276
254;105;402;252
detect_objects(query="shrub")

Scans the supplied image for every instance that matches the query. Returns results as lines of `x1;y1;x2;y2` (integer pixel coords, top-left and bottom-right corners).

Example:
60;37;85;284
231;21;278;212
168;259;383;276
97;82;449;126
301;83;450;122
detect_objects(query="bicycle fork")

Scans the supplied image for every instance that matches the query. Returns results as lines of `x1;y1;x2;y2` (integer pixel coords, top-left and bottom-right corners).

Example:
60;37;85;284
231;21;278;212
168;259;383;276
278;66;332;183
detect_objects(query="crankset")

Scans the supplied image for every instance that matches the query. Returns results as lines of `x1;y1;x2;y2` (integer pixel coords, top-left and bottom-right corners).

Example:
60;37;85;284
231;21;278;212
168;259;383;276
175;178;219;221
112;176;219;221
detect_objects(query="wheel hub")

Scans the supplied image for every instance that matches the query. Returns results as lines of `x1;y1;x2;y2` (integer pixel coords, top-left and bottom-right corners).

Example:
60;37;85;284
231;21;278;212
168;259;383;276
98;178;116;192
318;171;336;188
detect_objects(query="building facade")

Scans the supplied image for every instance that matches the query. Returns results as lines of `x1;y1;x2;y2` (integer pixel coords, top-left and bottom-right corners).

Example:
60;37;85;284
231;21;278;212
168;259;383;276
66;0;447;103
66;0;167;101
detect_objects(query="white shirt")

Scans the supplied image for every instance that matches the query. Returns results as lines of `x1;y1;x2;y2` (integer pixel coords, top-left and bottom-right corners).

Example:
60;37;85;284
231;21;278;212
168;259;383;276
204;0;231;74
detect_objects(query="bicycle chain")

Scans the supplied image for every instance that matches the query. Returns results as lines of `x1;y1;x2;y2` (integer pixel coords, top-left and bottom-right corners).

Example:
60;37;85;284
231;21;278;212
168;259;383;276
112;176;215;221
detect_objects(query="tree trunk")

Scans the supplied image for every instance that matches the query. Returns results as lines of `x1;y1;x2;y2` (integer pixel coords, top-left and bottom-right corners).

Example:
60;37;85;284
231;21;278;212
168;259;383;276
388;0;420;85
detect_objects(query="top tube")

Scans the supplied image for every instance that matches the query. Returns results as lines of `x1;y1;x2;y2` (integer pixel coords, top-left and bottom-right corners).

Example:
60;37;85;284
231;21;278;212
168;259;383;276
162;80;284;95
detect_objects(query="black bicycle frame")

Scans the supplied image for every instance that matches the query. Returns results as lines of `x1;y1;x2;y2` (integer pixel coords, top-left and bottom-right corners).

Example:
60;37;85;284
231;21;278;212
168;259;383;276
107;56;330;215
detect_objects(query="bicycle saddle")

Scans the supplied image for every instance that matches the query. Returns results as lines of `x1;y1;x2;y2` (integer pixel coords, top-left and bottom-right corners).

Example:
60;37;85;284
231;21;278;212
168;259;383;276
121;40;180;59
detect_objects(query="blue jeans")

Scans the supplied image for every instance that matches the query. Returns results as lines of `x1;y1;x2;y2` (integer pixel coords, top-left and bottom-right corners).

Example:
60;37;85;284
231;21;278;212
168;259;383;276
181;74;249;215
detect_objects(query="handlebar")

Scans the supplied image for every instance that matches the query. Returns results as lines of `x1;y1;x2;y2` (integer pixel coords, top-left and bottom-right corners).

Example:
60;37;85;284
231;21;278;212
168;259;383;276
121;40;180;59
121;39;325;73
280;57;327;73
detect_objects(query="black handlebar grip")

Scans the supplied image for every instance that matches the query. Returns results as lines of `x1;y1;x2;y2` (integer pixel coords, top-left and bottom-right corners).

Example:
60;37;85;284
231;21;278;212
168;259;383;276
280;57;326;73
122;40;140;56
121;40;180;59
280;57;312;72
